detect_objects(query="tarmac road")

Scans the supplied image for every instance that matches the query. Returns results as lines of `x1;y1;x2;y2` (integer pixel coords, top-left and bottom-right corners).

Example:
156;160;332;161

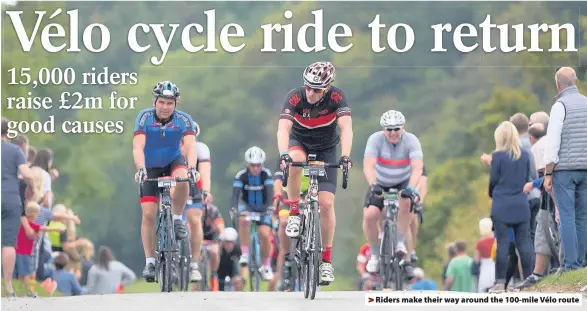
2;291;586;311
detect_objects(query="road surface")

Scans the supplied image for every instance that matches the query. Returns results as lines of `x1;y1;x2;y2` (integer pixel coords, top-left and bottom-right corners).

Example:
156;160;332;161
2;291;586;311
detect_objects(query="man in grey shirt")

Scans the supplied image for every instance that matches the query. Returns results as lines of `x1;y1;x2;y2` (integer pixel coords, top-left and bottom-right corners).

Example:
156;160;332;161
1;117;34;296
544;67;587;271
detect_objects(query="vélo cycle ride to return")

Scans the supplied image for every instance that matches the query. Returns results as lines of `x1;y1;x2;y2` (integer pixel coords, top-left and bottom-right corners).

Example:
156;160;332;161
133;80;200;286
278;61;353;286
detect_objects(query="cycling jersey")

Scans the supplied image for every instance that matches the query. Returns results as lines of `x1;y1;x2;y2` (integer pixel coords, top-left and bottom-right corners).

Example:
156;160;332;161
133;107;195;168
231;167;274;212
202;204;223;240
273;164;310;193
364;131;423;187
279;86;351;151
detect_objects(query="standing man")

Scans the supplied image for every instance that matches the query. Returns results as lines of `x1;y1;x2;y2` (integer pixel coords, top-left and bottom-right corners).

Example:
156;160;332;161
277;61;353;284
544;67;587;271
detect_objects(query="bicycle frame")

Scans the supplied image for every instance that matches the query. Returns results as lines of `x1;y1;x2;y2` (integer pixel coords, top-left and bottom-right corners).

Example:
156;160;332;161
244;211;266;292
379;189;403;290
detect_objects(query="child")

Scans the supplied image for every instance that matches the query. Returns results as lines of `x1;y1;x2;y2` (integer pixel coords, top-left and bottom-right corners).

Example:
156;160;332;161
14;201;64;297
444;240;475;292
53;252;83;296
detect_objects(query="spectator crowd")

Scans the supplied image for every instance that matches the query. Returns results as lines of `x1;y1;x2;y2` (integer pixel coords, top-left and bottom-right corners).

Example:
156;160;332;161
2;117;136;298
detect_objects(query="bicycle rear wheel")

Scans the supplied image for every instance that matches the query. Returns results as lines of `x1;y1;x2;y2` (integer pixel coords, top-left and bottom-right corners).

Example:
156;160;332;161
178;238;190;291
200;252;209;291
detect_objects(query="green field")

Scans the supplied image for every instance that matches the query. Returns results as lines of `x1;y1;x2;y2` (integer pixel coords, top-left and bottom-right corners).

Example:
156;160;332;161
528;268;587;292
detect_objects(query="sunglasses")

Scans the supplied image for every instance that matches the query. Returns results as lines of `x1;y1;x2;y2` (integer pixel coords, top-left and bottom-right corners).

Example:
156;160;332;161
385;127;402;132
305;85;326;93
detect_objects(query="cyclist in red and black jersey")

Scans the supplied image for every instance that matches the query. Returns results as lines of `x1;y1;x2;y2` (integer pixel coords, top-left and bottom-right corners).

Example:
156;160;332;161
277;61;353;285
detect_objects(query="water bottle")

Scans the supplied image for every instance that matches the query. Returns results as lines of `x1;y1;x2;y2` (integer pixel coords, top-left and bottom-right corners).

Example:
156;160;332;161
224;276;232;291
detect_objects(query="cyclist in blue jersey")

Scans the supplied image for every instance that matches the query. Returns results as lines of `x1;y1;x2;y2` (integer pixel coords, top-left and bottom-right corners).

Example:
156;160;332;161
230;146;275;281
133;81;200;282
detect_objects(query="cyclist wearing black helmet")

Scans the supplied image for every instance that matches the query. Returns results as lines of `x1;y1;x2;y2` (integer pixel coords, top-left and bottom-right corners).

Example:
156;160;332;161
132;81;200;282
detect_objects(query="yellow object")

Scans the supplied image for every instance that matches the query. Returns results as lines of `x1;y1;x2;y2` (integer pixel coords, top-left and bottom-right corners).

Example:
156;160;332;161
490;240;497;260
278;209;290;217
48;222;66;247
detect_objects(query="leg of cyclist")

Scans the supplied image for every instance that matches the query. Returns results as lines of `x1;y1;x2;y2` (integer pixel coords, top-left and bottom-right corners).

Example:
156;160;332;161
284;140;306;238
207;241;220;291
363;188;384;273
140;167;165;281
237;202;251;266
398;192;415;280
410;175;427;262
258;214;274;281
169;156;189;240
317;146;339;284
277;207;292;289
185;199;203;282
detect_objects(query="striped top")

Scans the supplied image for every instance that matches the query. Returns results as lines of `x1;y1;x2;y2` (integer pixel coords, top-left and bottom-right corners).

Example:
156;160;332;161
364;131;423;187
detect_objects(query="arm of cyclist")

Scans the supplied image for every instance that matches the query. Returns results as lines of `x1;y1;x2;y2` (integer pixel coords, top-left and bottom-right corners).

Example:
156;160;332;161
406;135;424;190
231;175;244;216
336;93;353;163
363;133;379;186
198;158;212;201
182;129;198;173
272;176;283;211
264;171;275;212
132;112;147;172
277;90;296;159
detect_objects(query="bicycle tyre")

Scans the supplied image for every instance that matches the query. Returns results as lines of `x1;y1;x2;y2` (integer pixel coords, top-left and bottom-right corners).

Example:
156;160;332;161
200;251;209;291
302;212;311;298
379;221;391;289
179;239;190;291
390;221;403;291
542;203;561;261
309;201;321;300
254;236;261;292
163;212;175;292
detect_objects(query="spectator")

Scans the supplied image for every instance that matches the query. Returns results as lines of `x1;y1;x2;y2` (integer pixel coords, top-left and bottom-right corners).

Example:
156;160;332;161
27;146;36;165
444;240;475;292
85;246;136;295
529;111;550;128
31;148;54;209
54;252;83;296
510;113;541;245
357;242;375;291
410;267;437;290
441;243;457;284
488;121;533;292
474;218;495;292
1;117;35;297
15;201;64;297
544;66;587;271
76;239;95;287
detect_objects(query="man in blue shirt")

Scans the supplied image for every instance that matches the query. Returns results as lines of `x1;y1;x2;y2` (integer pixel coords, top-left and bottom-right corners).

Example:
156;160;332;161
132;81;199;281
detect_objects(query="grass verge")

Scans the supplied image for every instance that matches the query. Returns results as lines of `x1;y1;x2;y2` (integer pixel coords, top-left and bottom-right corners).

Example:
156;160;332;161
1;280;62;298
527;268;587;292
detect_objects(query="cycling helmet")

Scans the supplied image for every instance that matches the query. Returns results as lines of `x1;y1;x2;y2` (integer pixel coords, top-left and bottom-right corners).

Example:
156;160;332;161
223;227;238;242
302;61;335;89
152;81;180;99
244;146;266;164
380;110;406;128
193;121;200;137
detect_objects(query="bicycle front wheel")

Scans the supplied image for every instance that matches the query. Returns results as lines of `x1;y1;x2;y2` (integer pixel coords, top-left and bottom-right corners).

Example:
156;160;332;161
380;221;392;289
309;202;322;300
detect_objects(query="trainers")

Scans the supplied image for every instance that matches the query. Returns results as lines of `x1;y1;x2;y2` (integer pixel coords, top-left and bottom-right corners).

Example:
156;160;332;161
403;262;415;280
174;219;188;240
395;241;407;257
239;254;249;266
489;283;506;293
143;262;156;282
319;262;335;284
410;252;419;263
259;266;274;281
366;255;379;273
285;215;302;237
515;274;543;289
189;263;202;282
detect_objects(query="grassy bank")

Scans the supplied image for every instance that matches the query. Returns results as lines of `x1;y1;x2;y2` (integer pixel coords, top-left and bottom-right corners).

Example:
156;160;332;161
1;280;61;298
528;268;587;292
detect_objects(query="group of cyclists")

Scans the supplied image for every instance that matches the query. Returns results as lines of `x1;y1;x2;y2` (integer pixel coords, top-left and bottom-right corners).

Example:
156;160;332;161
132;61;428;291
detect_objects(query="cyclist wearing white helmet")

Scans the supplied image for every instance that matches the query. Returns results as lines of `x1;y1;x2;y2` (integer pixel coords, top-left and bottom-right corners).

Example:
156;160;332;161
277;61;353;285
179;120;214;283
362;110;424;281
230;146;275;281
218;227;245;291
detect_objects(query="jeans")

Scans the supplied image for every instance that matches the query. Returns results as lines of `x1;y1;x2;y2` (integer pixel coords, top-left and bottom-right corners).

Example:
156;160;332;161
493;220;533;282
552;170;587;270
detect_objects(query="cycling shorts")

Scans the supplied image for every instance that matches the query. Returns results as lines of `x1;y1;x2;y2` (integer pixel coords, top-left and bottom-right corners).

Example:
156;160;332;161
237;201;272;227
140;155;187;203
363;180;409;210
288;138;338;194
185;191;204;210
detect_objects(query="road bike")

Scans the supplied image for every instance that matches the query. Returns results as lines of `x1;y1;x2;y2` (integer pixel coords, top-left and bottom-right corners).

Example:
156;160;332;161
283;153;349;300
378;188;422;290
198;241;212;291
542;193;562;268
244;211;269;292
139;175;195;292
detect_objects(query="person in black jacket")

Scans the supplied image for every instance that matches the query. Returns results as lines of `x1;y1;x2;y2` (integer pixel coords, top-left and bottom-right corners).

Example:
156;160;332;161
488;121;533;292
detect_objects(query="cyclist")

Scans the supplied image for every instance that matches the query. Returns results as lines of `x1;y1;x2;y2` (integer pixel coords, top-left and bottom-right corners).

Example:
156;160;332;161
278;61;353;284
230;146;275;281
200;203;225;291
217;227;244;291
268;226;279;291
410;166;427;262
133;80;199;281
362;110;423;280
272;166;309;290
180;121;213;282
357;242;377;291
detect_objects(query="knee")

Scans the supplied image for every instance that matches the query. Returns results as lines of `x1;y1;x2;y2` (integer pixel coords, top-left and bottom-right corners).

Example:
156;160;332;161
209;245;219;257
319;197;334;212
363;207;379;222
188;213;202;227
142;205;157;222
399;199;411;213
258;228;270;240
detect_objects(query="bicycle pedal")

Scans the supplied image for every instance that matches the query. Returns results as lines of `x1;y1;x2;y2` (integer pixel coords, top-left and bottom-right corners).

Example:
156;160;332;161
319;281;331;286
